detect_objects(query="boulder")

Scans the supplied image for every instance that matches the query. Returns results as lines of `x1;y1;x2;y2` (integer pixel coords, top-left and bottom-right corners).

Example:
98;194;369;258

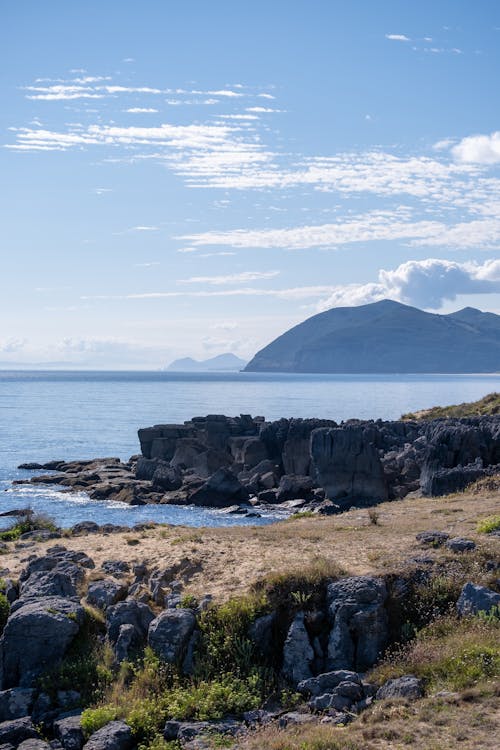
18;740;51;750
415;530;449;547
0;688;35;722
297;670;361;697
0;717;38;745
19;571;78;601
53;714;84;750
376;675;424;701
326;576;388;672
282;612;314;685
456;583;500;617
276;475;314;502
82;721;133;750
0;597;84;688
87;580;128;611
445;537;476;553
148;609;197;667
188;468;249;508
152;464;183;492
311;426;388;504
106;600;154;651
71;522;100;536
100;561;130;579
248;612;276;659
113;624;137;664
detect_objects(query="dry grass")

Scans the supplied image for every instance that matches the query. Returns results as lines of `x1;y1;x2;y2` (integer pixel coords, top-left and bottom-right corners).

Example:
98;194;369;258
1;485;498;601
402;392;500;420
237;687;500;749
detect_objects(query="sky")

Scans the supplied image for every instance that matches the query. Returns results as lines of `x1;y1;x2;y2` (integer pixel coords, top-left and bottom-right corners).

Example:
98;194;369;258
1;0;500;368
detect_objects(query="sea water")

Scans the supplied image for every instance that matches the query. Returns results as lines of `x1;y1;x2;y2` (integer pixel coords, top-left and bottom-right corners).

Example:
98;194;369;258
0;371;498;528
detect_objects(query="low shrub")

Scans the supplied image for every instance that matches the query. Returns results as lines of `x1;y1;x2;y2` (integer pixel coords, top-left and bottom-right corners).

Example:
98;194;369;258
370;615;500;692
0;510;57;542
477;515;500;534
81;705;119;738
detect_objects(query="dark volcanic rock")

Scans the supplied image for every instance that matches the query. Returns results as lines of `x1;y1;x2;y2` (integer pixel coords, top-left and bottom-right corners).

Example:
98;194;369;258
188;468;249;507
311;426;388;504
0;597;84;688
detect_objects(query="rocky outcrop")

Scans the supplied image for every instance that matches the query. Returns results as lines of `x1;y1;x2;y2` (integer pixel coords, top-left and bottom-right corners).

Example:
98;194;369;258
326;576;388;672
456;583;500;617
147;608;197;668
17;414;500;513
0;597;85;688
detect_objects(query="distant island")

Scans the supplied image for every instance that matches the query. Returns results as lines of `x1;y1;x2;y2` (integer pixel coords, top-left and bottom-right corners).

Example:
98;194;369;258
244;299;500;373
166;352;247;372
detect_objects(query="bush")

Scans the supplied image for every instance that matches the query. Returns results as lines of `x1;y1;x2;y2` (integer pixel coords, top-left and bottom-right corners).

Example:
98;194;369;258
370;615;500;692
477;515;500;534
0;510;57;541
81;705;119;738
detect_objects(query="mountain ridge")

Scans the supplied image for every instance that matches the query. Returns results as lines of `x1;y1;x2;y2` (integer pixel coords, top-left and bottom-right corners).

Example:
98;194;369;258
244;300;500;373
166;352;247;372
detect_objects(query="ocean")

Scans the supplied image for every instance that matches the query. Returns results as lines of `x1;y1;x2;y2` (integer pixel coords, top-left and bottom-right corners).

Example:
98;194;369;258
1;370;498;529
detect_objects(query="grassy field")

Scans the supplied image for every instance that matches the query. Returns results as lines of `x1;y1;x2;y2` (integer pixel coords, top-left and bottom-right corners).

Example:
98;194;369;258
402;392;500;420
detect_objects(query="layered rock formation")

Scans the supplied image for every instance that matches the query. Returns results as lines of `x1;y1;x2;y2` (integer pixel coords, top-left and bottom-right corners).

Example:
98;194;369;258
17;413;500;512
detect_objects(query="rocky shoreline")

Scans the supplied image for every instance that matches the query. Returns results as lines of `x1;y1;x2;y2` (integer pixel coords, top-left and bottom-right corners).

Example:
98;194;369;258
15;412;500;517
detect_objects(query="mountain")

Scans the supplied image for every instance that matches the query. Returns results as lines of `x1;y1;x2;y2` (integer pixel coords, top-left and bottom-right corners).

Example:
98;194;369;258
244;300;500;373
166;353;247;372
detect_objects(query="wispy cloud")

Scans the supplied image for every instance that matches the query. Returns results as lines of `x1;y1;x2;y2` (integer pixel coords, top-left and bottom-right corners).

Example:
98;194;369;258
125;107;159;113
178;270;280;285
386;34;410;41
81;285;336;301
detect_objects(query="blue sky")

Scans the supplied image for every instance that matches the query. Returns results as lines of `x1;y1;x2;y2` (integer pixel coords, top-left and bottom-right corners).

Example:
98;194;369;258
2;0;500;367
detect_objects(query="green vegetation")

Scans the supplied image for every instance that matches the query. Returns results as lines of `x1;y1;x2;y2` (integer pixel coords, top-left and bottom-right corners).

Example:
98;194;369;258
370;615;500;692
402;392;500;420
0;592;10;634
0;510;57;542
477;515;500;534
39;608;113;707
288;511;316;520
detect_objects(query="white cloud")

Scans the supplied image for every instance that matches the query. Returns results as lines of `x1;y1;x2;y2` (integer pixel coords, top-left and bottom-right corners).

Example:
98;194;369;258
385;34;410;41
125;107;159;113
81;285;337;301
130;225;160;231
452;131;500;164
245;106;282;113
179;270;280;285
180;209;444;250
0;337;27;353
317;258;500;311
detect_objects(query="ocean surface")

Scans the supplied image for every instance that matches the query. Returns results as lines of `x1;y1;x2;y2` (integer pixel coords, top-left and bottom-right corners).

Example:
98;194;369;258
1;370;498;529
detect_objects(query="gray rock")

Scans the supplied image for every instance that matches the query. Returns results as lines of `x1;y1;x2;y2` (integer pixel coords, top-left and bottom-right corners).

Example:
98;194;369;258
87;580;127;611
376;675;424;700
152;463;183;491
248;612;276;659
0;597;84;688
19;571;78;601
53;714;84;750
456;583;500;617
415;530;449;547
148;608;197;666
71;522;100;536
106;599;154;646
276;475;314;502
0;717;38;745
309;692;334;712
445;537;476;553
173;720;243;743
56;691;81;709
101;561;130;579
311;425;388;504
188;468;249;507
326;576;388;671
82;721;133;750
113;624;137;664
297;670;361;697
278;712;317;728
282;612;314;685
0;688;35;722
0;580;18;606
18;741;51;750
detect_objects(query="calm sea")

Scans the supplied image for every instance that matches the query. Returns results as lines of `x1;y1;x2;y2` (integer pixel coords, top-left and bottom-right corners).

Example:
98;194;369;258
0;371;498;529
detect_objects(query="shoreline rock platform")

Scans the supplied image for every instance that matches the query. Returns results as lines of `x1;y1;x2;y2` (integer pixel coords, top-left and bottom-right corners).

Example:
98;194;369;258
14;413;500;516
